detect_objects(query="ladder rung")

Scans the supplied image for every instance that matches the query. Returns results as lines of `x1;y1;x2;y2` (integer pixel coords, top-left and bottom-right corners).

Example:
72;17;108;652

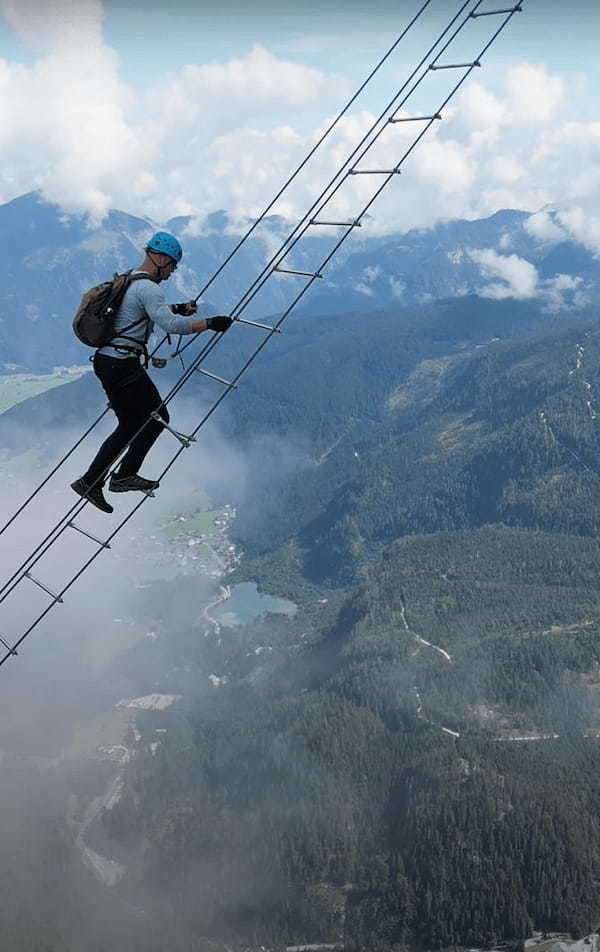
195;368;238;389
349;169;401;175
235;317;281;333
67;521;111;549
310;219;362;228
24;571;64;604
151;411;196;448
430;61;481;70
0;636;17;656
389;113;441;123
471;5;522;15
274;267;323;279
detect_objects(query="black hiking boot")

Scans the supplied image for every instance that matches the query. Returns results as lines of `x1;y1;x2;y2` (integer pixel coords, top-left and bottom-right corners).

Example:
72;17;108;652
71;477;114;514
108;474;160;494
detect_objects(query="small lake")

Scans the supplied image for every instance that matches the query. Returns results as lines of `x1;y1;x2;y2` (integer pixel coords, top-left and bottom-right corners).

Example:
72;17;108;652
214;581;297;627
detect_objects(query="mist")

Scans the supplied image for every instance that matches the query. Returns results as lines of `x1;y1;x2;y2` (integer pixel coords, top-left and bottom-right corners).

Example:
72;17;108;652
0;368;308;950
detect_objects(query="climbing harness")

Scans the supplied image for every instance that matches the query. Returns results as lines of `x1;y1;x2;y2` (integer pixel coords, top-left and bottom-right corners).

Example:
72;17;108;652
0;0;525;667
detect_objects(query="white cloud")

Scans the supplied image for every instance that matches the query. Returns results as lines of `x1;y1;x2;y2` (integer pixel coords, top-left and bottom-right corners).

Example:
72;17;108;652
389;277;405;298
524;210;567;243
542;272;584;310
468;248;538;300
152;45;348;140
504;64;565;123
0;2;350;222
0;4;599;263
469;248;586;310
491;156;523;185
352;281;375;296
460;83;505;129
555;206;600;255
362;265;381;283
0;0;140;220
549;274;582;292
0;0;104;53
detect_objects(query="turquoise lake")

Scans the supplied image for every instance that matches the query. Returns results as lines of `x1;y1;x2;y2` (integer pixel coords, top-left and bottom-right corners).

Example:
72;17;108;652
214;582;297;627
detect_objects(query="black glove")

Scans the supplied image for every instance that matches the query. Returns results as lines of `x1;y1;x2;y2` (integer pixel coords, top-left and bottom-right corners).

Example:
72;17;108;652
206;315;233;333
171;301;197;316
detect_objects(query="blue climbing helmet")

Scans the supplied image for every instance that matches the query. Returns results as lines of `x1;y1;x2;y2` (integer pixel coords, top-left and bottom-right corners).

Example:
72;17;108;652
146;231;183;263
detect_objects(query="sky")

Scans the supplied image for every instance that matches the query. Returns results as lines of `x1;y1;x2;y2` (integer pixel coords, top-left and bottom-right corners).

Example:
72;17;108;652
1;0;600;248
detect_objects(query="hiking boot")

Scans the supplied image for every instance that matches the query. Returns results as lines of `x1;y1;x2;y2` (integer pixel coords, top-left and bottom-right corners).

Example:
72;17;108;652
71;477;113;514
108;474;160;494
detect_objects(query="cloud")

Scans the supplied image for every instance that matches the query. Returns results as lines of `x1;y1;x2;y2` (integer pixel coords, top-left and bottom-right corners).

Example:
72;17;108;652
468;248;539;300
469;248;585;310
0;3;599;264
0;0;104;54
0;2;350;222
524;210;567;243
0;0;141;221
504;64;565;123
389;276;405;298
555;206;600;255
460;83;505;130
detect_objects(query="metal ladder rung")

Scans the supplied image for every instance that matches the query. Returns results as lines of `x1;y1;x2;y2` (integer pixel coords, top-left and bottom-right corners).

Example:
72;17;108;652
24;571;64;604
67;521;111;549
150;411;196;448
349;168;401;175
274;267;323;279
310;219;361;228
195;368;238;389
430;61;481;70
389;113;441;123
471;5;522;16
0;636;17;656
235;317;281;333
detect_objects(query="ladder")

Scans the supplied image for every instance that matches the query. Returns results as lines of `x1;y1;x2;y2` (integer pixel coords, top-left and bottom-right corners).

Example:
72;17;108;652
0;0;525;668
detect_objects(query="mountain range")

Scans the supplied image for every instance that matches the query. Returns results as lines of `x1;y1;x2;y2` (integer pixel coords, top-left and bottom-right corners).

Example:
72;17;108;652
1;191;598;371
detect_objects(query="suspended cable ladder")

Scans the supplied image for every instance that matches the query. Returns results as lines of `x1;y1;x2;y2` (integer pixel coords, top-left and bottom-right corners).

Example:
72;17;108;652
0;0;525;668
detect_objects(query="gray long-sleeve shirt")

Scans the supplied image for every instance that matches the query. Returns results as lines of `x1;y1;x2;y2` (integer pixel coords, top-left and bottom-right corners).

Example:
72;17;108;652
97;271;194;359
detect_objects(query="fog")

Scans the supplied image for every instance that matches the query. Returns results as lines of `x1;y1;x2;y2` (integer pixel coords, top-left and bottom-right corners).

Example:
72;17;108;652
0;377;302;950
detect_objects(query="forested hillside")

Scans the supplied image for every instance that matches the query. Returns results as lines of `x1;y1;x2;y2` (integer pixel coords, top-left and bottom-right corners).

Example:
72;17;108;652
4;289;600;949
91;304;600;948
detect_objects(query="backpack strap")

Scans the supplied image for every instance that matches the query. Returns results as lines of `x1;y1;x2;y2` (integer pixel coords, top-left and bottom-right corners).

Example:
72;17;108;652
104;272;155;366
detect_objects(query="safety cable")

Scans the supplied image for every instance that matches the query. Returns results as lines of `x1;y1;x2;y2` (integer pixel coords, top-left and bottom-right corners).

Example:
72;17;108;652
0;0;434;542
0;0;526;667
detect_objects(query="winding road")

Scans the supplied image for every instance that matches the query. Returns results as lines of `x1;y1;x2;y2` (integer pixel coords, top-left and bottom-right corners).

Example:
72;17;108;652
401;597;459;738
202;584;231;642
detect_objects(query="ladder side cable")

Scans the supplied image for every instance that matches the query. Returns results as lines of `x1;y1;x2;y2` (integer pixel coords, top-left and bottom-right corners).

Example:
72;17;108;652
0;0;435;542
0;0;525;666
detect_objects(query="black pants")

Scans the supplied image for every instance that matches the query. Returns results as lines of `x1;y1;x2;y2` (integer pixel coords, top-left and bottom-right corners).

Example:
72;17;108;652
83;354;169;486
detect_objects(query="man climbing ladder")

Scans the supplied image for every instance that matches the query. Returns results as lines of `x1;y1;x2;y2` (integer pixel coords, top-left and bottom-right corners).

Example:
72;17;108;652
71;231;233;513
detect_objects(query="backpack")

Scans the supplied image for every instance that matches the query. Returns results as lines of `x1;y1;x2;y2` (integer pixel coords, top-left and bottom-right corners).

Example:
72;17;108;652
72;271;153;349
